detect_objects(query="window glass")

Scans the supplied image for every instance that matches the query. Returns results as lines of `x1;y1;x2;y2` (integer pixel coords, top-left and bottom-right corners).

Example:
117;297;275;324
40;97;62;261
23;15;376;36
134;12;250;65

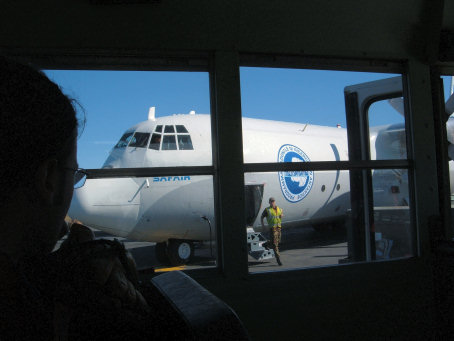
44;70;211;169
149;133;161;150
442;75;454;234
162;135;177;150
45;69;213;273
129;132;150;148
241;67;410;273
164;125;175;133
241;68;401;163
64;175;217;272
368;97;406;160
114;132;134;148
176;125;189;133
177;135;194;150
246;171;351;273
246;168;413;273
372;169;414;259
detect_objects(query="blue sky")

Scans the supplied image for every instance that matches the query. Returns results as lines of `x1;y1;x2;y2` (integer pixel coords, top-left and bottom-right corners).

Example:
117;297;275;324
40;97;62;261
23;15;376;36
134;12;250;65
44;70;210;168
443;75;454;100
44;68;452;169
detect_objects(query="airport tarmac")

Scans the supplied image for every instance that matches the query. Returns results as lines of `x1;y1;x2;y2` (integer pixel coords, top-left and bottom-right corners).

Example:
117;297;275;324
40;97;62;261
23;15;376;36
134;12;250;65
56;225;349;273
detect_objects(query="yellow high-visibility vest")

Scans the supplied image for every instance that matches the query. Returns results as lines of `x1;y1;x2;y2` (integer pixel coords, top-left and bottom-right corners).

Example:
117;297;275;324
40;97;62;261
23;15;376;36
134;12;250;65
266;206;282;228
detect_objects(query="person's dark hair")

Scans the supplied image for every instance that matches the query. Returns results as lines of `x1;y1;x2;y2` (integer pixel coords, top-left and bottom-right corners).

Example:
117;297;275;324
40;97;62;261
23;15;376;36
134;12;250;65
0;57;83;202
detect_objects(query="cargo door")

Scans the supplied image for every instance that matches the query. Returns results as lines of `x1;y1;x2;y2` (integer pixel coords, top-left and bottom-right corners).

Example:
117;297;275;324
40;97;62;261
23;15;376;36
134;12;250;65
244;184;264;226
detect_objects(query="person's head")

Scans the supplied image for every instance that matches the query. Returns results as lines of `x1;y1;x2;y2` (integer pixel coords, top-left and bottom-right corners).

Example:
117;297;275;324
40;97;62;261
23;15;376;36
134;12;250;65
269;197;276;208
0;57;84;259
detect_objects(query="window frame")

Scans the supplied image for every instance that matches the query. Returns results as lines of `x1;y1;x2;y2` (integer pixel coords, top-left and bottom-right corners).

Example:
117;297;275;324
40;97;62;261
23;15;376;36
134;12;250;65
177;134;194;150
240;59;415;269
149;133;162;150
431;66;454;241
20;50;437;281
164;125;175;133
161;134;177;150
114;132;134;149
128;132;151;148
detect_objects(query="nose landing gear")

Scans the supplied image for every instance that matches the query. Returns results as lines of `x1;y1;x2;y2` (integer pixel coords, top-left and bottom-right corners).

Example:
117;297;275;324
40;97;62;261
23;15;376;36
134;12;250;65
155;239;194;266
168;239;194;265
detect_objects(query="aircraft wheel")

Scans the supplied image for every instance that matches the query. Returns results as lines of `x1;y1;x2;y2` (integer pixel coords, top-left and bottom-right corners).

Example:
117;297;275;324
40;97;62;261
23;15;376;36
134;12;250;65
155;242;169;264
168;239;194;266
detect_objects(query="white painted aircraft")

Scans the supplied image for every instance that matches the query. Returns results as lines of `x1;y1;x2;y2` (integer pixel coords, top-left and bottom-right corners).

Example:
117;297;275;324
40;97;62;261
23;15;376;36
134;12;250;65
68;77;454;265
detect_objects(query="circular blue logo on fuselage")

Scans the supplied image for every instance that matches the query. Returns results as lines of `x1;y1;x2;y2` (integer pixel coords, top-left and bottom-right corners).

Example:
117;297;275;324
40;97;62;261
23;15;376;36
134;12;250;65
278;144;314;203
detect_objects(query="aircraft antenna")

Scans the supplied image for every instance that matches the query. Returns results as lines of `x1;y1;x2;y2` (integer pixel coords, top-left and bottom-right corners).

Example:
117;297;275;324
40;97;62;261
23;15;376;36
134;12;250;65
148;107;156;121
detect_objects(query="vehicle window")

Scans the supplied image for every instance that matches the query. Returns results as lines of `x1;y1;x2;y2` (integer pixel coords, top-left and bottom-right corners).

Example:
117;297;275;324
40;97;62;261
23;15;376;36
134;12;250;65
241;67;409;274
149;133;162;150
176;125;189;133
114;132;134;148
129;132;150;148
164;125;175;133
44;69;215;274
162;135;177;150
177;135;194;150
442;75;454;235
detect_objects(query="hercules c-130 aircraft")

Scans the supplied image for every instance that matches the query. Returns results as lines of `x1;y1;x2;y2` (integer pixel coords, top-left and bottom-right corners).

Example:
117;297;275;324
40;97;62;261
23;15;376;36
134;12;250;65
68;77;454;266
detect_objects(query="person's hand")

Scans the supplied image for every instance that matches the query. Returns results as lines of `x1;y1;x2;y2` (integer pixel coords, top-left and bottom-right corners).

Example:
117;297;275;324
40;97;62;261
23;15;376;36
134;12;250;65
66;221;95;243
58;222;148;312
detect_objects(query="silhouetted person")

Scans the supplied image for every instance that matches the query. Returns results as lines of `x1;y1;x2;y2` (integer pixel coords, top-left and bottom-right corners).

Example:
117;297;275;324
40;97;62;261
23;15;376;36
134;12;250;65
0;57;191;340
0;56;83;339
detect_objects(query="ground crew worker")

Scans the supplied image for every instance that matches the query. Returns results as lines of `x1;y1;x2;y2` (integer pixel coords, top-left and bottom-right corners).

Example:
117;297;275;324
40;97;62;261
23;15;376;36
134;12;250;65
261;197;283;266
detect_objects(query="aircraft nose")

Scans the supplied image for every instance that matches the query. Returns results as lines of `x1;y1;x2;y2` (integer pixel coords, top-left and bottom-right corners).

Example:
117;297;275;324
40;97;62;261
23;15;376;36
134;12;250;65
68;186;91;223
67;178;141;237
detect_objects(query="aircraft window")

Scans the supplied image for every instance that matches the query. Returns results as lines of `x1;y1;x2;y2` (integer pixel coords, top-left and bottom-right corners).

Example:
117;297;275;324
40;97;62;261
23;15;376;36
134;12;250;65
149;133;162;150
114;132;134;148
162;135;177;150
129;132;150;148
177;135;194;150
176;125;189;133
155;125;163;133
164;125;175;133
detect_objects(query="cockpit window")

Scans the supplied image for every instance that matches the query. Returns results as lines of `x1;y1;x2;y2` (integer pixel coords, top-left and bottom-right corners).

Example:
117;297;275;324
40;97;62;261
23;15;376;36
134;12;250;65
147;125;193;151
114;132;134;148
129;132;150;148
149;133;161;150
164;125;175;133
162;135;177;150
176;125;188;133
177;135;194;150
